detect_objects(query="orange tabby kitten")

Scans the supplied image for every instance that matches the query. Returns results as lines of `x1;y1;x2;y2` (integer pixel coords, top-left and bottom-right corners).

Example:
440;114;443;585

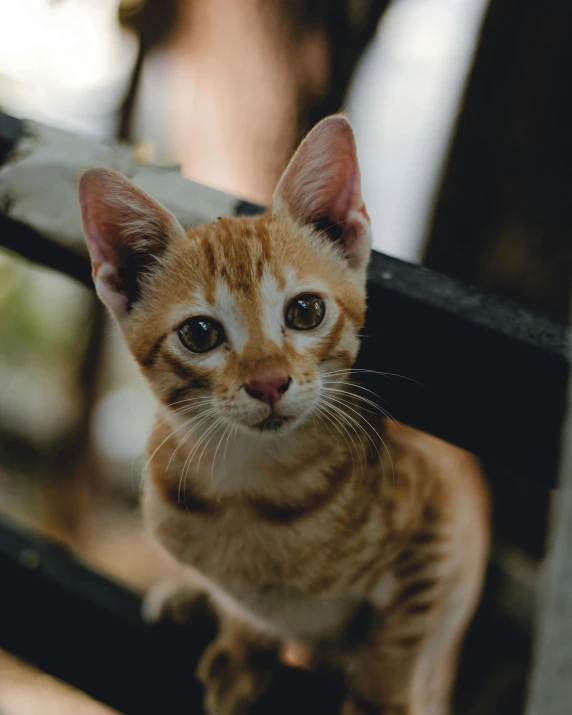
79;116;489;715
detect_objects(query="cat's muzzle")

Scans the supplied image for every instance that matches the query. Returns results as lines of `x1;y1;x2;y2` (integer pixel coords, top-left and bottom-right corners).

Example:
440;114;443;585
255;415;292;432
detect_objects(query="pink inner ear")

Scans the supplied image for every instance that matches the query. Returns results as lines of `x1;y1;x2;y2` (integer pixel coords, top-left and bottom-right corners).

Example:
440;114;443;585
329;163;362;225
81;198;123;274
79;169;138;266
79;168;182;315
273;116;372;269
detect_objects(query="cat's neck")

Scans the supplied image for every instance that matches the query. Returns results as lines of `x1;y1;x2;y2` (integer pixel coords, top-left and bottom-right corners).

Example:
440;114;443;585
151;406;358;500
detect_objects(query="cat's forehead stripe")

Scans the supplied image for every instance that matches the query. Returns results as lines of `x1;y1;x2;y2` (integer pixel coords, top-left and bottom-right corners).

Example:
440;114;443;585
190;215;298;298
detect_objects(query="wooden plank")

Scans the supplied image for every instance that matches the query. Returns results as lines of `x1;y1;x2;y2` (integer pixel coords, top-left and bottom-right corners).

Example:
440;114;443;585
360;252;569;484
525;327;572;715
0;114;256;253
0;113;570;483
0;515;342;715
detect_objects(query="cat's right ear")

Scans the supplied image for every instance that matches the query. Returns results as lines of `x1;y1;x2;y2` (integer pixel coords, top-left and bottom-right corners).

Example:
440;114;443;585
79;169;186;321
273;115;372;271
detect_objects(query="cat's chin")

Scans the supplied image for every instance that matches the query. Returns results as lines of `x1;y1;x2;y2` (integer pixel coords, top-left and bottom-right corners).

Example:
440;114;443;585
255;415;293;433
235;413;305;439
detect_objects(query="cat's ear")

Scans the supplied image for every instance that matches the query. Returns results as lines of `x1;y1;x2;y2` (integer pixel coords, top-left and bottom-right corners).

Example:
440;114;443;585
273;115;371;270
79;168;186;320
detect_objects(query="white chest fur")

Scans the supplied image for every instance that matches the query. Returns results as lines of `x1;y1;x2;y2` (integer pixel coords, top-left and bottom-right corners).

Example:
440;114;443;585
143;477;368;641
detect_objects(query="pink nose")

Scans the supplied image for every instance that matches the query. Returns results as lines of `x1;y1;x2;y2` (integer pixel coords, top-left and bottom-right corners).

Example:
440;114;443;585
244;372;291;406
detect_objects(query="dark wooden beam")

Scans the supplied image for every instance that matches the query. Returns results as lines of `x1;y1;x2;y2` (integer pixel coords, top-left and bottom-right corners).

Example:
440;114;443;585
1;113;569;715
0;516;342;715
0;113;569;485
359;252;569;486
0;215;94;287
0;111;23;165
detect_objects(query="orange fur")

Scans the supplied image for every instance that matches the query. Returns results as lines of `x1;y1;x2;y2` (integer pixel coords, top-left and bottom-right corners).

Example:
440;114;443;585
79;116;489;715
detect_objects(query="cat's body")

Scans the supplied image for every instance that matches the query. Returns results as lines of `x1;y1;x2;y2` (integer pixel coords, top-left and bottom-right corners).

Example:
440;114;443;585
144;399;488;668
79;117;489;715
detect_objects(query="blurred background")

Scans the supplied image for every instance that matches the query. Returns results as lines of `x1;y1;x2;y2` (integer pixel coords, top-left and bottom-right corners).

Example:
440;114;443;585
0;1;570;714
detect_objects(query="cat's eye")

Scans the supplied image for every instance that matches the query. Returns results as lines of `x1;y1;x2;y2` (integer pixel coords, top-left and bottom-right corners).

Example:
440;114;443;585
178;317;225;353
285;294;325;331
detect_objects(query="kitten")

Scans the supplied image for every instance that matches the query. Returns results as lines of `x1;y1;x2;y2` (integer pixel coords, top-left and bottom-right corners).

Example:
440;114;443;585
79;116;489;715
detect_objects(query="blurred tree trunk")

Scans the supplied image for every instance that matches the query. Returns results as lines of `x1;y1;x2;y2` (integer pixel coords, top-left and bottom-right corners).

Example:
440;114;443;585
295;0;392;131
424;0;572;323
119;0;390;204
44;299;106;542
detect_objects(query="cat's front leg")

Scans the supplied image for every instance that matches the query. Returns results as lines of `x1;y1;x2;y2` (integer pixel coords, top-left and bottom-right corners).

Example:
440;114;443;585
338;573;479;715
143;575;287;715
143;575;218;628
197;615;283;715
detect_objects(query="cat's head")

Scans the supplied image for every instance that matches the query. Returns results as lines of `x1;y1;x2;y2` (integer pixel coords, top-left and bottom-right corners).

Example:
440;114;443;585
79;116;371;438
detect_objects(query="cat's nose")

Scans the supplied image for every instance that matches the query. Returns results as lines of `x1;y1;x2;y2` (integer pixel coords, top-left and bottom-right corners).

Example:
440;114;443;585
244;372;292;406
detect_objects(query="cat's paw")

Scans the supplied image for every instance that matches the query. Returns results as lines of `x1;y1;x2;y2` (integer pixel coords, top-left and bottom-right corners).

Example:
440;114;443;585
197;631;280;715
142;579;215;627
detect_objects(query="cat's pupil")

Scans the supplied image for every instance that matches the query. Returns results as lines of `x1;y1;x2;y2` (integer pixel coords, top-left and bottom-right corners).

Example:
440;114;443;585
178;317;223;353
285;294;325;331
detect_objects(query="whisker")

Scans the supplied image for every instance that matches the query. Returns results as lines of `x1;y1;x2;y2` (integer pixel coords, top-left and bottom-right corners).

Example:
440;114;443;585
221;423;237;484
195;418;226;475
145;399;210;436
320;396;373;476
321;380;388;404
138;407;214;497
141;398;214;449
320;368;421;385
313;402;357;473
173;411;218;502
142;400;213;444
316;398;364;474
164;396;213;409
320;393;393;485
308;403;336;442
169;408;216;470
322;389;381;417
178;417;221;506
211;420;232;484
321;386;400;428
130;402;199;494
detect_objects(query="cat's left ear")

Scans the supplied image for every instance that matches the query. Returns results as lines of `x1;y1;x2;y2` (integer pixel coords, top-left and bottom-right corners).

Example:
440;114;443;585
79;168;186;321
273;115;371;271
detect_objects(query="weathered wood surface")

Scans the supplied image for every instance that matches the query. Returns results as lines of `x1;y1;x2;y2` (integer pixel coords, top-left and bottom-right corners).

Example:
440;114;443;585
525;320;572;715
0;515;342;715
0;113;569;484
0;117;251;251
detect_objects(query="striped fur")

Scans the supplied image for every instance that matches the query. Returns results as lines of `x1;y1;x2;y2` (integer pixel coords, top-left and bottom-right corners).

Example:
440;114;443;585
79;116;489;715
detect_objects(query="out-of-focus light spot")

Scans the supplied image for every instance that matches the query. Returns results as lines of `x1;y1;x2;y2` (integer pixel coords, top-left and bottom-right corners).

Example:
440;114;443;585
92;387;155;463
348;0;488;263
0;0;138;138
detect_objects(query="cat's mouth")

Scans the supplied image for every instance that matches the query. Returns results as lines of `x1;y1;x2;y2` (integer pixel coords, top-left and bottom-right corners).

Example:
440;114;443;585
255;415;293;432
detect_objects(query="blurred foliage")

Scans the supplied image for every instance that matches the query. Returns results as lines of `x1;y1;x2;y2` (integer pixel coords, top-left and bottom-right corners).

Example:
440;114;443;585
0;250;90;367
